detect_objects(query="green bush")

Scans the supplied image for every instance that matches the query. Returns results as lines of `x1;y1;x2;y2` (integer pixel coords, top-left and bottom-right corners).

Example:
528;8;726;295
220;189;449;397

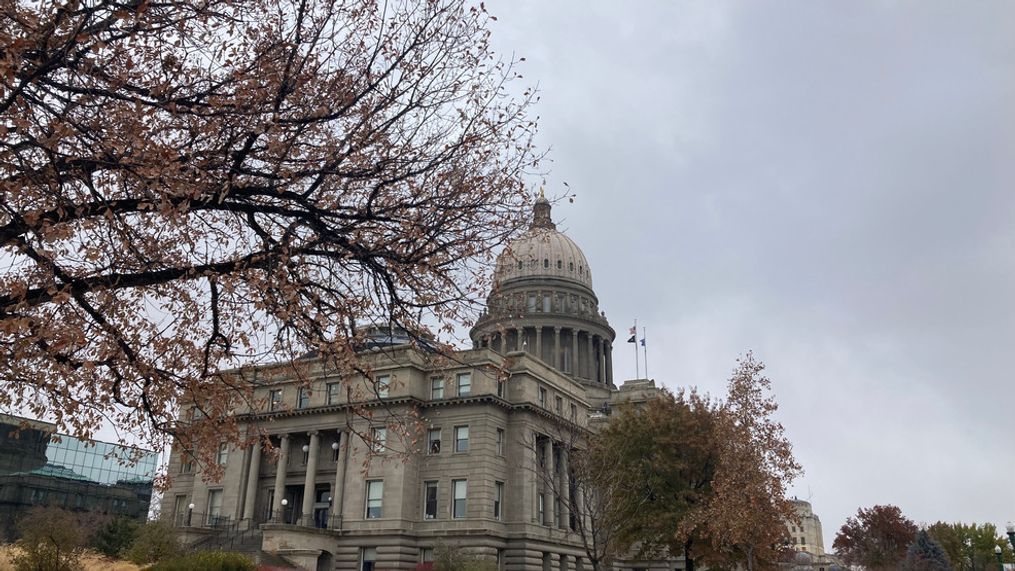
124;520;180;565
91;517;139;558
12;506;85;571
147;551;255;571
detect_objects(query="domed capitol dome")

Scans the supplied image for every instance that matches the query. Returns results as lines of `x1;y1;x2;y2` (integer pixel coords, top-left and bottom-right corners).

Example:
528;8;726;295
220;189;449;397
471;191;616;393
493;193;594;289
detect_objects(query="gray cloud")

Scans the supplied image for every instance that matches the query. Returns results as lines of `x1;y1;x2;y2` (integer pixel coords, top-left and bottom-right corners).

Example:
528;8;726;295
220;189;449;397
490;0;1015;547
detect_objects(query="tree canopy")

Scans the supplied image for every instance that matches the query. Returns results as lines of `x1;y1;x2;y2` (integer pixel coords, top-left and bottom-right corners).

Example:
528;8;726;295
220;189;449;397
595;353;800;571
596;388;721;570
0;0;540;466
833;504;918;570
903;529;952;571
925;521;1015;571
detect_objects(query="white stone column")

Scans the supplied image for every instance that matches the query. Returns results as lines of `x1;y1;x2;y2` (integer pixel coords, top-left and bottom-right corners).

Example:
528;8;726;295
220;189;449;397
543;439;554;526
532;431;540;523
517;327;524;352
605;341;613;385
553;327;561;370
560;447;570;530
242;441;261;521
574;479;585;533
535;326;543;360
592;338;600;383
272;434;289;522
301;431;320;525
331;431;349;529
571;330;579;375
586;335;594;381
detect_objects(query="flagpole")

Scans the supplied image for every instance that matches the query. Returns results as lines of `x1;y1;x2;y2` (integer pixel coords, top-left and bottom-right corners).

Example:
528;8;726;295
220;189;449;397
634;318;639;379
642;326;648;380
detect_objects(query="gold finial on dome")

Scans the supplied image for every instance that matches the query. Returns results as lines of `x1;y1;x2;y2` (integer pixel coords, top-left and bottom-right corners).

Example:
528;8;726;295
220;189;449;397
531;187;555;229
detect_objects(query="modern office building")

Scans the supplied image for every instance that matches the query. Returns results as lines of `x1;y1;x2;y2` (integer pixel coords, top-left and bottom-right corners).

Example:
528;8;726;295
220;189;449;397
162;195;671;571
0;413;157;540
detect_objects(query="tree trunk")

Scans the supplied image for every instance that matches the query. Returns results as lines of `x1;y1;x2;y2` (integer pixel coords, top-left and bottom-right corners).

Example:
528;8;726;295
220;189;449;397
684;539;695;571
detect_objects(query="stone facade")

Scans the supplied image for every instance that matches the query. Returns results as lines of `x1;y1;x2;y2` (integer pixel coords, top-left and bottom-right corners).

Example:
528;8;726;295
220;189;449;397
162;196;671;571
787;499;825;556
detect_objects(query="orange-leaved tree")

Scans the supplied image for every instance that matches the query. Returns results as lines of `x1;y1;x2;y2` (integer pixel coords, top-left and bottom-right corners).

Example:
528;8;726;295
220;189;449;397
596;353;801;571
692;352;803;571
833;504;918;570
0;0;540;473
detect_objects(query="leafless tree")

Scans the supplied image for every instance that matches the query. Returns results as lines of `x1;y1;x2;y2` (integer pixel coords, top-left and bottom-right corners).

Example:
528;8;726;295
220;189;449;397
524;414;645;571
1;0;541;471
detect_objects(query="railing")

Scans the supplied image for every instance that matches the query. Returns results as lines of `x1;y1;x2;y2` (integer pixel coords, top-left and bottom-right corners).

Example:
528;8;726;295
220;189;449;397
260;507;343;530
173;509;342;532
171;510;235;530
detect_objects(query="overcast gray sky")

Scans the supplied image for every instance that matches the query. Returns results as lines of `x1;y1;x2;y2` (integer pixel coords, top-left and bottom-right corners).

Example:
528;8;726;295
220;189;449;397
489;0;1015;548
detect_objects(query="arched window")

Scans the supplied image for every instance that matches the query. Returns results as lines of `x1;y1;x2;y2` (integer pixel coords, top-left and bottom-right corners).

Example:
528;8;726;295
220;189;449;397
543;259;549;269
556;260;562;269
569;262;574;272
517;261;523;270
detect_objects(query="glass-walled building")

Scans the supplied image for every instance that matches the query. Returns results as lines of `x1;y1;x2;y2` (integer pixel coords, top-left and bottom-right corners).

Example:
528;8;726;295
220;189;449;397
0;413;156;540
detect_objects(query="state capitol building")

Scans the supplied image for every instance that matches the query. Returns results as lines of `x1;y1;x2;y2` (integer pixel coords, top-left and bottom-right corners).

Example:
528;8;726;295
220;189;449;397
162;195;665;571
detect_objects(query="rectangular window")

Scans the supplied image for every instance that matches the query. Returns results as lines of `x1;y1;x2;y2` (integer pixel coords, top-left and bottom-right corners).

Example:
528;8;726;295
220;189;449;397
268;389;283;411
527;293;537;312
216;442;228;466
537;494;544;524
538;387;547;408
431;377;445;400
173;495;187;523
206;489;223;525
454;426;469;453
427;428;441;455
452;479;467;519
422;548;435;563
542;294;551;312
496;428;505;456
555;396;563;414
179;453;193;474
361;548;377;571
371;427;387;453
297;387;310;409
496;380;505;398
494;481;504;520
570;403;578;420
424;481;438;519
457;372;471;396
376;374;390;398
365;480;383;518
327;382;341;405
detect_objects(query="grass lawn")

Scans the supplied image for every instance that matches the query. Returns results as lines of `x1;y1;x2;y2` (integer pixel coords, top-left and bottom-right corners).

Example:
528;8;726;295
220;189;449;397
0;544;141;571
